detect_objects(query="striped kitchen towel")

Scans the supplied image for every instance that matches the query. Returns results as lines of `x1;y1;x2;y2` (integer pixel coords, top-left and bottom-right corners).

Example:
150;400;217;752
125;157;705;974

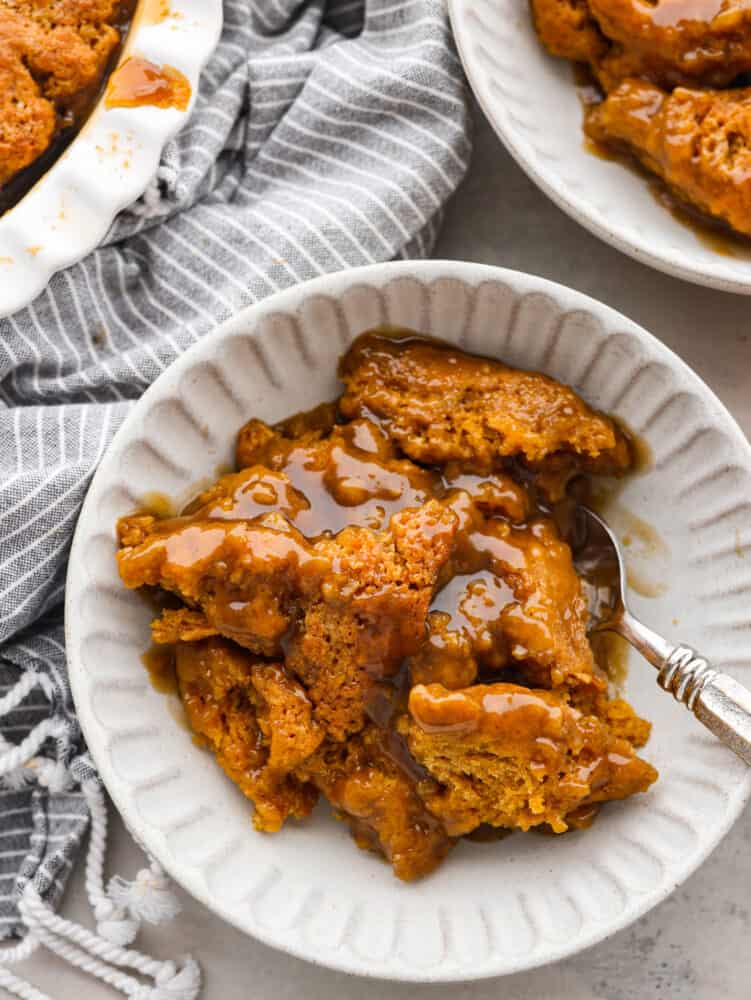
0;0;470;996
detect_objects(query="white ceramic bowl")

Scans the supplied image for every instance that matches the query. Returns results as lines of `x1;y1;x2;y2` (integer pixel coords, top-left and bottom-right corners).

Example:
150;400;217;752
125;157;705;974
449;0;751;294
67;261;751;981
0;0;223;319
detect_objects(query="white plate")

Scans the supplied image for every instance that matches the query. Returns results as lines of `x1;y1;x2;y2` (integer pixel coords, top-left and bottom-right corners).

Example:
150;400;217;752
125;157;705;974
449;0;751;294
66;261;751;981
0;0;223;319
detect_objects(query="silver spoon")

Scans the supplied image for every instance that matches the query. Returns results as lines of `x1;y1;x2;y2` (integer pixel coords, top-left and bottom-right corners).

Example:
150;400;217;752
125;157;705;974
574;506;751;766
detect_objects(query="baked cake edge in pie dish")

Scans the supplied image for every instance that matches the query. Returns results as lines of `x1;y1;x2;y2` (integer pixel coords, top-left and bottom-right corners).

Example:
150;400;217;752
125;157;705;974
0;0;223;319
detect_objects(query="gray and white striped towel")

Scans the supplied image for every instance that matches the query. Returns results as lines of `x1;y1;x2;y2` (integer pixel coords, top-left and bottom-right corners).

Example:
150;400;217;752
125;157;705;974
0;0;470;942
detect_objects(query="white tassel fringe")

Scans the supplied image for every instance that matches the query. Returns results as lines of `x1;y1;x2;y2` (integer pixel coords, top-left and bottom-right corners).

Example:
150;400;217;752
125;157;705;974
0;673;200;1000
108;865;182;927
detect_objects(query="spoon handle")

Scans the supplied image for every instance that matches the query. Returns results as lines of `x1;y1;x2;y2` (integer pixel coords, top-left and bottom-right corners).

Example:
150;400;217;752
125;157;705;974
619;613;751;766
658;647;751;766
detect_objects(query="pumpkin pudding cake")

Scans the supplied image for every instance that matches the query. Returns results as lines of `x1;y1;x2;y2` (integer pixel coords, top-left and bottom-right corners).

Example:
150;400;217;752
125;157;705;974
116;332;658;881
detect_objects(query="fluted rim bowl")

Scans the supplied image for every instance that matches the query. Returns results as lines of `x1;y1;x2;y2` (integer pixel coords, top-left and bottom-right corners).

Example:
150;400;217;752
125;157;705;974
448;0;751;294
0;0;223;319
67;261;751;981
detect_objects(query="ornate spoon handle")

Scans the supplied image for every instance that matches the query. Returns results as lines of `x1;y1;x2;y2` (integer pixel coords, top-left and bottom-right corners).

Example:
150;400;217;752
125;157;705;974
617;611;751;766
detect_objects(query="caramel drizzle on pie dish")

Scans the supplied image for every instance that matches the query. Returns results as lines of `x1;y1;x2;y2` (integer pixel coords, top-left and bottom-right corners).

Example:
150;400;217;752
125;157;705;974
105;56;191;111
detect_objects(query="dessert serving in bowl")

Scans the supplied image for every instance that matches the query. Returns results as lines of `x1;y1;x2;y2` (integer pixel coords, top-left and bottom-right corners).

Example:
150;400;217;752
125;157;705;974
66;261;751;980
449;0;751;293
114;329;659;881
0;0;223;319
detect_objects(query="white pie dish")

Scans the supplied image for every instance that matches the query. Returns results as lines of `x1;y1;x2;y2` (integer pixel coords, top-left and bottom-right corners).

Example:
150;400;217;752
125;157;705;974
66;260;751;981
0;0;223;319
449;0;751;294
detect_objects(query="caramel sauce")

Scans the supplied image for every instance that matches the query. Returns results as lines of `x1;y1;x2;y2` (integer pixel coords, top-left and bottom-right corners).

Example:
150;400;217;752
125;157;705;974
105;57;191;111
155;521;327;576
141;644;177;693
140;0;172;23
571;415;665;608
621;420;653;474
573;62;604;110
572;477;669;604
590;631;630;691
465;823;514;842
409;684;566;738
563;802;601;830
583;136;619;162
133;333;634;694
614;508;666;558
141;491;178;519
649;182;751;259
202;426;440;537
140;644;191;731
167;406;615;686
648;0;727;27
626;567;668;598
736;527;746;559
609;501;670;599
431;571;516;650
140;474;625;698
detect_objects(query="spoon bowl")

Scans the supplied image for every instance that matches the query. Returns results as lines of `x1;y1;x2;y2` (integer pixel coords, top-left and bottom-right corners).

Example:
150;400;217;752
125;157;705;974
571;505;628;633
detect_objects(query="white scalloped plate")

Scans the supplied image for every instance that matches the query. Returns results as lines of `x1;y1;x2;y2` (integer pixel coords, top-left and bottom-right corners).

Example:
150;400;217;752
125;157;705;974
449;0;751;293
67;262;751;980
0;0;223;319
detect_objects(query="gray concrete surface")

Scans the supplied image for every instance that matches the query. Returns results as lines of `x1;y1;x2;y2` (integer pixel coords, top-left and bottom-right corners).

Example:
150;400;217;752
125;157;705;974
15;104;751;999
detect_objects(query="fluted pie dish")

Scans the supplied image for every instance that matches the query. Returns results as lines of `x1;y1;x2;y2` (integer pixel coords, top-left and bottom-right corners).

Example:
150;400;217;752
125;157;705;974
0;0;222;318
66;262;751;980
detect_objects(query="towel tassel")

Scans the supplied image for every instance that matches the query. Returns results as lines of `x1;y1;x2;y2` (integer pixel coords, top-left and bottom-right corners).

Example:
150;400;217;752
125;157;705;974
0;673;200;1000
